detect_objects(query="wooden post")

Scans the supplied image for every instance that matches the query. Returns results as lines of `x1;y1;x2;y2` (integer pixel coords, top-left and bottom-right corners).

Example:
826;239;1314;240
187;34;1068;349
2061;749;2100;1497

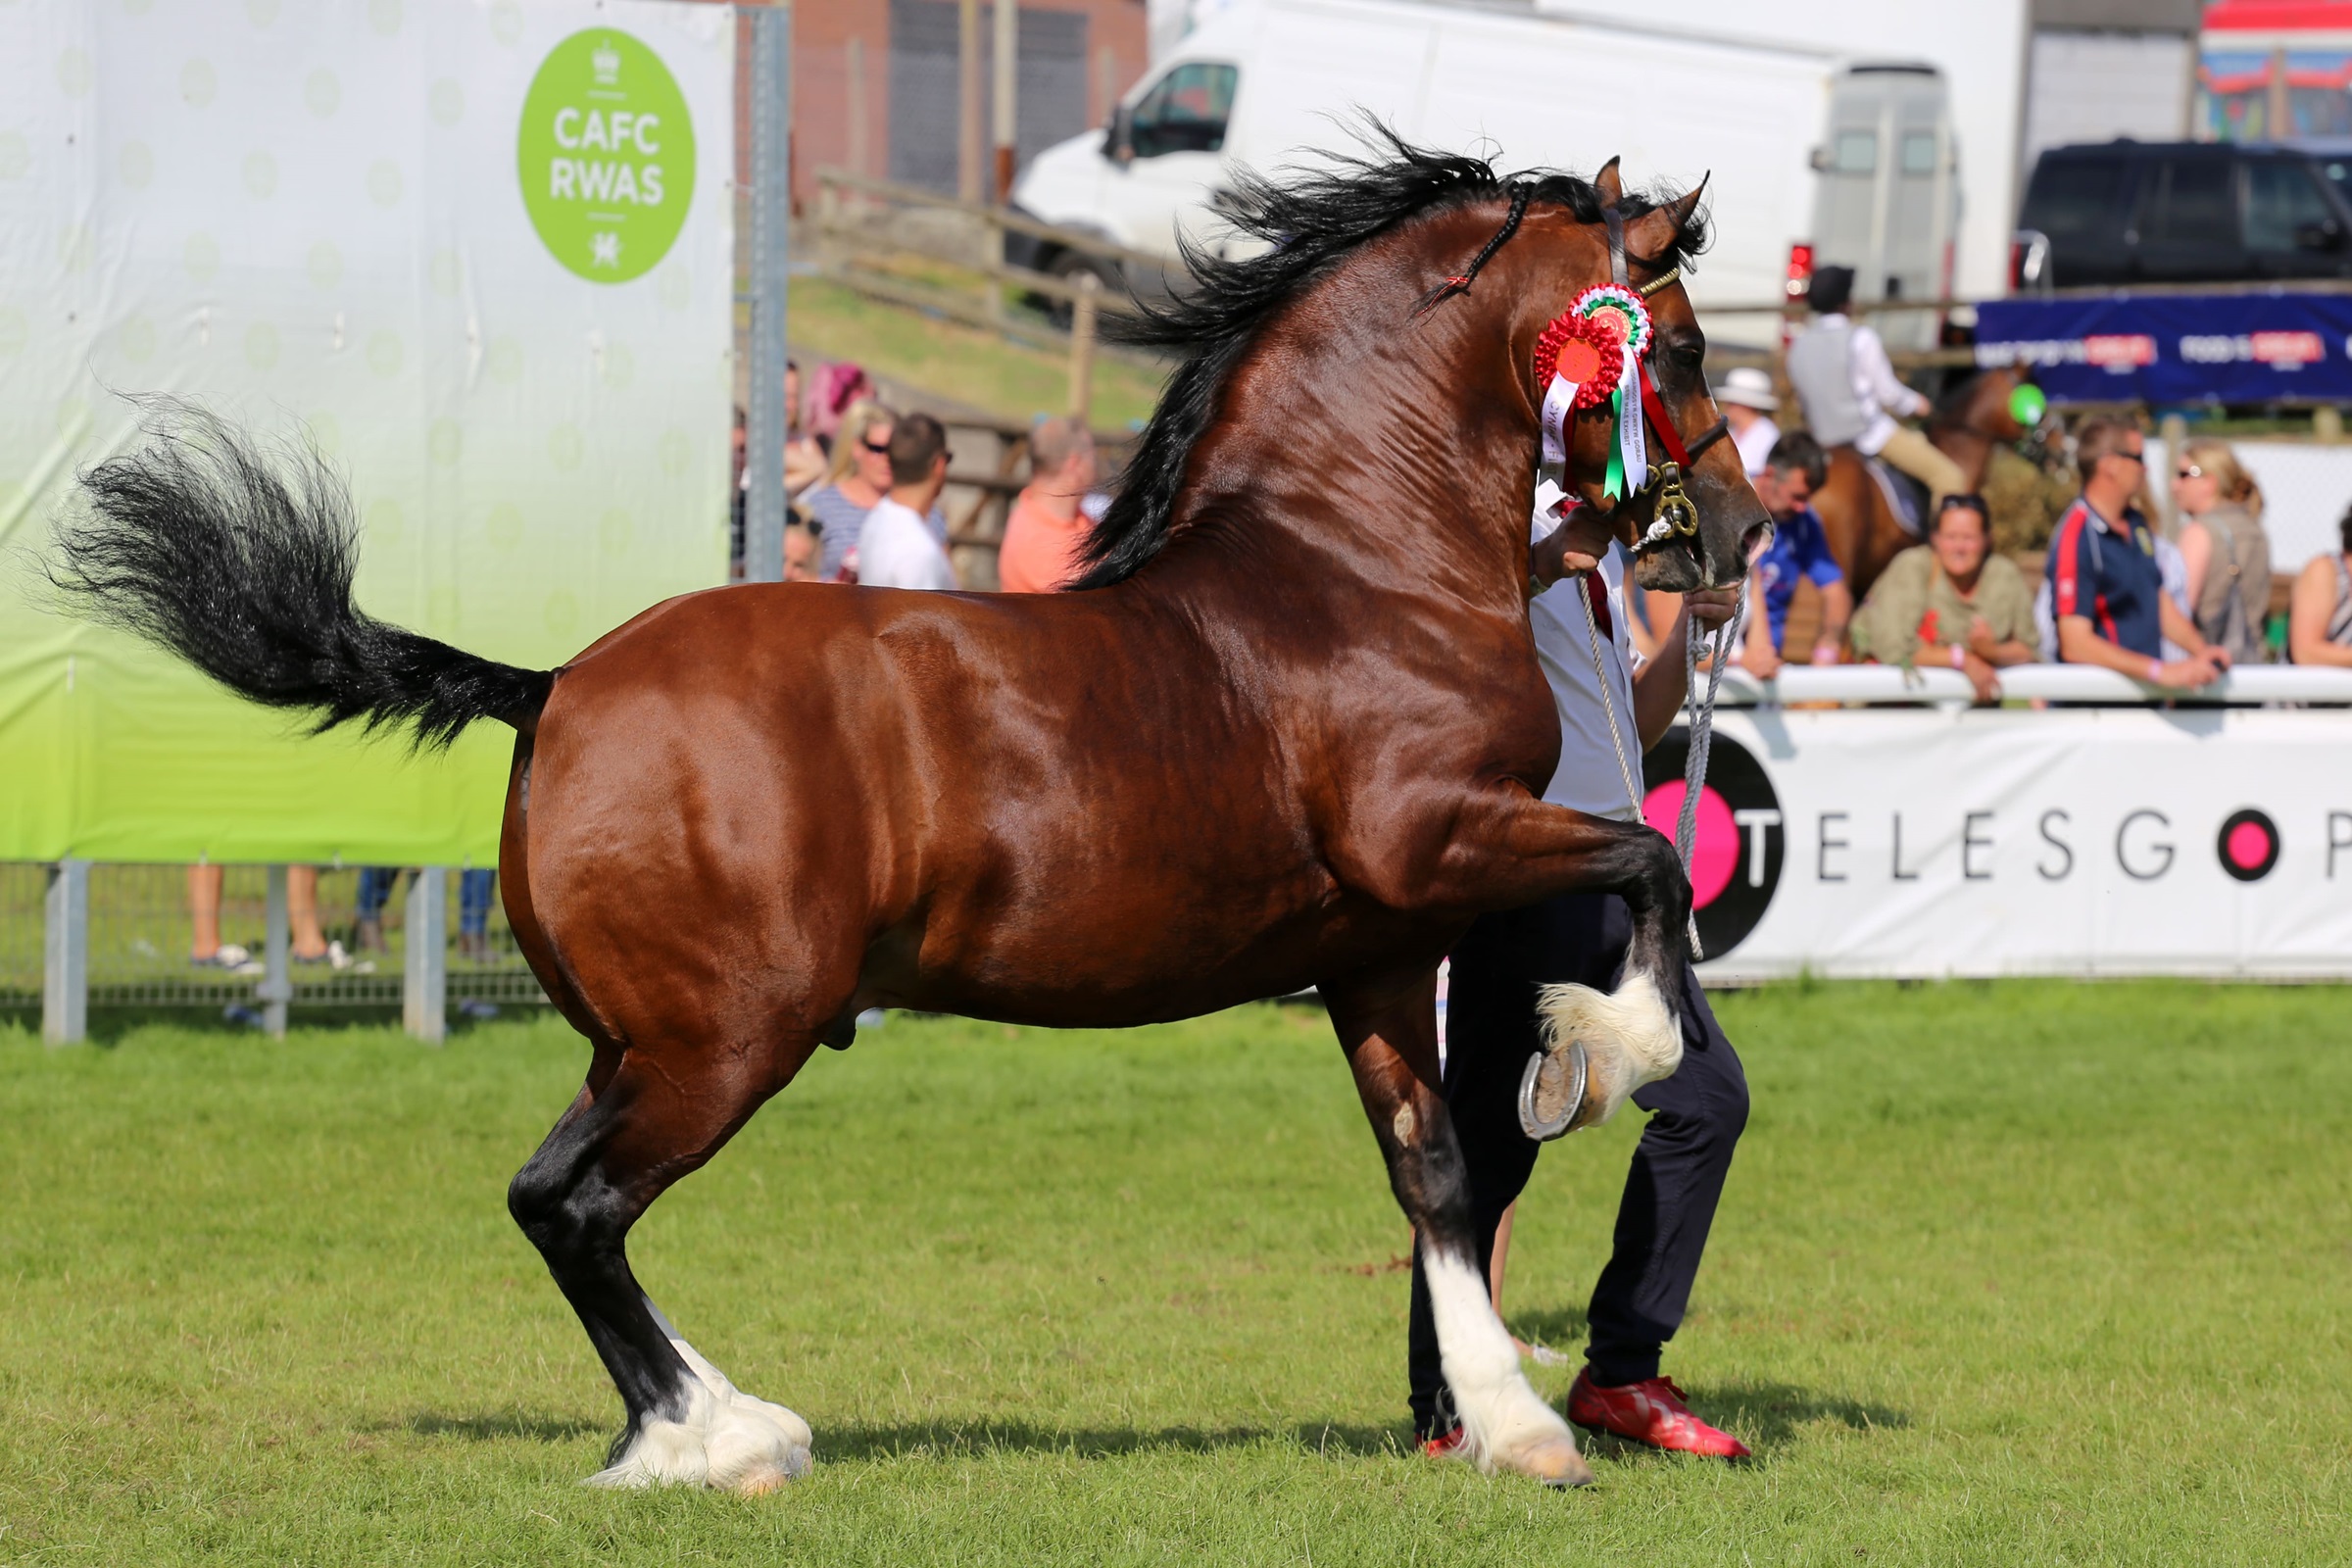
992;0;1017;203
260;864;291;1038
404;866;447;1045
2157;411;2188;533
2316;406;2345;445
1068;270;1100;421
957;0;984;205
41;858;88;1047
846;35;867;181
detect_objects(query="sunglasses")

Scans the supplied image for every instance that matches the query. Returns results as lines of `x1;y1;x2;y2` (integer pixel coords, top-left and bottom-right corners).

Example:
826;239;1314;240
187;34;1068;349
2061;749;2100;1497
860;436;893;455
2113;448;2146;466
2175;464;2206;480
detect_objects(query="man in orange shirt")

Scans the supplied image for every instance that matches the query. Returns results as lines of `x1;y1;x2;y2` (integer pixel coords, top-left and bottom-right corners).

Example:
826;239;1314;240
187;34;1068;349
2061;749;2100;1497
997;417;1098;593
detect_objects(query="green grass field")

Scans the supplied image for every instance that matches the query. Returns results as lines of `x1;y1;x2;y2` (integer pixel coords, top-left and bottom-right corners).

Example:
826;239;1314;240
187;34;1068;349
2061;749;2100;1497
3;982;2347;1565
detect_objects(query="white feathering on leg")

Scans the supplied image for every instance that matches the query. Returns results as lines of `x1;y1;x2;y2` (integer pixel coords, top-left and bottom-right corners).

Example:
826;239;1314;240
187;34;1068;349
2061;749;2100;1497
587;1298;813;1494
1422;1249;1583;1479
1536;970;1683;1129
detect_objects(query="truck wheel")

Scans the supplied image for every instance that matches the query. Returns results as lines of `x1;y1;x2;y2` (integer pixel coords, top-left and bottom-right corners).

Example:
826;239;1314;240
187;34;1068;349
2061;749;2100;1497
1043;251;1124;330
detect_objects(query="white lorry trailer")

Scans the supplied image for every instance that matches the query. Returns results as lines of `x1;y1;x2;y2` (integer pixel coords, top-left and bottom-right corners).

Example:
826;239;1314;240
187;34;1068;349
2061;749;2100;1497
1009;0;1962;350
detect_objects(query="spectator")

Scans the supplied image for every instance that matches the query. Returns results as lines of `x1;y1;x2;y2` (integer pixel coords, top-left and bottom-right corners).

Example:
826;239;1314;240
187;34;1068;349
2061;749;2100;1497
459;869;497;964
1739;432;1849;678
783;519;823;582
729;406;748;578
782;361;829;494
801;401;895;581
2288;500;2352;666
998;417;1099;593
1713;367;1782;477
2172;438;2272;664
801;361;874;447
2047;418;2228;688
192;863;334;968
856;414;958;591
356;865;398;954
1785;266;1964;514
1851;495;2034;701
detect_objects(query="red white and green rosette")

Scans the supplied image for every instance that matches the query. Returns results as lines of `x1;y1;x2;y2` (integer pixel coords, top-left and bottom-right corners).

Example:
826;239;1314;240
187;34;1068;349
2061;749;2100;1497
1569;284;1653;503
1532;283;1656;508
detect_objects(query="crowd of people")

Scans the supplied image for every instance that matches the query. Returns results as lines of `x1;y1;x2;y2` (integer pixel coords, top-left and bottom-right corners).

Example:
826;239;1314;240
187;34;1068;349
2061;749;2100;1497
735;359;1104;597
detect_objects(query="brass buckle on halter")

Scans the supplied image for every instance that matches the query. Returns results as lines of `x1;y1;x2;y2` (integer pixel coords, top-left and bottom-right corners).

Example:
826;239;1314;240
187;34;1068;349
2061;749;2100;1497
1654;462;1699;539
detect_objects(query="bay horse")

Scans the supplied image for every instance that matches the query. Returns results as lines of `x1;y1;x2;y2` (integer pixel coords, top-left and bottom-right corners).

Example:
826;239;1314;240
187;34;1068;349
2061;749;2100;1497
53;139;1766;1493
1812;364;2032;604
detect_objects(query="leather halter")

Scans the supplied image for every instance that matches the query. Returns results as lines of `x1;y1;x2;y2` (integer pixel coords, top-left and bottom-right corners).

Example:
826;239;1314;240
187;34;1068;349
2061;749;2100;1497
1599;207;1729;541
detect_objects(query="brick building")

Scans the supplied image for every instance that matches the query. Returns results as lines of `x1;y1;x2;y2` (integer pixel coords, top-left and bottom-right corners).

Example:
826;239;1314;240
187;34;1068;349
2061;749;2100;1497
793;0;1150;203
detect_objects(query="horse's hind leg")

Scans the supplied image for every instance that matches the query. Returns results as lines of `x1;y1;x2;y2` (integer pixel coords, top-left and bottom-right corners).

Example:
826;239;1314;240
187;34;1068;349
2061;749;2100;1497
507;1038;820;1494
1323;968;1592;1489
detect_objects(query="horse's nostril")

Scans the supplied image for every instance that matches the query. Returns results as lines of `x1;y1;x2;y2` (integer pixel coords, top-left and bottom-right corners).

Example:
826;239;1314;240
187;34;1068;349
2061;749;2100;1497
1740;520;1772;564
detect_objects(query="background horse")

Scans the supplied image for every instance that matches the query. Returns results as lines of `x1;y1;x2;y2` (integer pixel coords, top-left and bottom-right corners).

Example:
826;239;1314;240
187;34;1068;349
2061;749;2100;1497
1812;364;2032;603
53;140;1765;1494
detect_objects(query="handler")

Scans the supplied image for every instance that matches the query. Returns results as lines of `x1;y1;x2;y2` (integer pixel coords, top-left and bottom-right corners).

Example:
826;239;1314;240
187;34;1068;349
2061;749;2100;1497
1412;504;1751;1462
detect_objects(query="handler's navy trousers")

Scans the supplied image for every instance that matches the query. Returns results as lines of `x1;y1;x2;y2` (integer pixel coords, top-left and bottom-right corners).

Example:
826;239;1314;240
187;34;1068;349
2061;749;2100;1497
1407;891;1747;1438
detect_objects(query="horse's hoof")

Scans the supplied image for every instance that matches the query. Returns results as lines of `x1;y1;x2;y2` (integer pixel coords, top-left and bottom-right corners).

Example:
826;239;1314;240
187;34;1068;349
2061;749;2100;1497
730;1458;801;1496
1518;1040;1588;1141
1502;1433;1595;1490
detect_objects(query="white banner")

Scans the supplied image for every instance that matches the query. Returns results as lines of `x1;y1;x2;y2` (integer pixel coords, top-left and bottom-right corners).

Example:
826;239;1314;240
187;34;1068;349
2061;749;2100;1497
1647;708;2352;981
0;0;734;861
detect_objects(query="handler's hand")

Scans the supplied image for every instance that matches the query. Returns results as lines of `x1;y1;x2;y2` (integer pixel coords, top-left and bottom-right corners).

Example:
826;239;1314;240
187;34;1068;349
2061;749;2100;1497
1682;586;1741;632
1529;507;1616;594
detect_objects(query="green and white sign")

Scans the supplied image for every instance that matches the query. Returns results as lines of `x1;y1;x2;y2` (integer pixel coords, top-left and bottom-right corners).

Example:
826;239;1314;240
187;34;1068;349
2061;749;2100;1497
0;0;733;865
518;29;696;284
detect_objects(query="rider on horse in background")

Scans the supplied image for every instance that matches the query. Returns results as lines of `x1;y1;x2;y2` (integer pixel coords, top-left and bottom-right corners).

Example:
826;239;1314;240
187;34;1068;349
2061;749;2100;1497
1785;266;1964;525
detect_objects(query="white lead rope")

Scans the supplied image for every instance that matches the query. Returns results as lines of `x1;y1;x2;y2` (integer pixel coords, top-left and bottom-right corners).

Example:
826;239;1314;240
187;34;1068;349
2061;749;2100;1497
1672;591;1744;961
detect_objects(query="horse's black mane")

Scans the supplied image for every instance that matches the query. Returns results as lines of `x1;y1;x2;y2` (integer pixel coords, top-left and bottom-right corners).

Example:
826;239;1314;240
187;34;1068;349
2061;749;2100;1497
1073;125;1711;589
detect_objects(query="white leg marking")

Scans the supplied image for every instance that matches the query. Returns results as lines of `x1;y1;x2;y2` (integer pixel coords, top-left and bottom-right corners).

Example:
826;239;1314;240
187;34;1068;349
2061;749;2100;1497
1424;1249;1585;1483
584;1298;814;1494
1536;969;1683;1130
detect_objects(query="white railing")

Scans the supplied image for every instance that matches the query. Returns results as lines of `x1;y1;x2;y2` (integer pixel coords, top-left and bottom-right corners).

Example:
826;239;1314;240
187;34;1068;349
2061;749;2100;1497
1714;663;2352;708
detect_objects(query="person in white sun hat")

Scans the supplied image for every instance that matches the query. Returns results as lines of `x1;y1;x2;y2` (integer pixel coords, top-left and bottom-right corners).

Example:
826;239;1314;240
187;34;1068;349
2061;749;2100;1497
1713;367;1781;478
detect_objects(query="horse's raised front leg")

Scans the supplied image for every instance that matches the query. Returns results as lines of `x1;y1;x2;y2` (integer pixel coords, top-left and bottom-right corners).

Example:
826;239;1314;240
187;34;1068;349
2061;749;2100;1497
507;1041;819;1494
1322;968;1592;1489
1426;794;1693;1131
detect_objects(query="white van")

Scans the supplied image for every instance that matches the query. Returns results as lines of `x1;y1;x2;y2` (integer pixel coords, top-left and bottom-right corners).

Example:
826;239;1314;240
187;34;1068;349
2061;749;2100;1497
1008;0;1957;350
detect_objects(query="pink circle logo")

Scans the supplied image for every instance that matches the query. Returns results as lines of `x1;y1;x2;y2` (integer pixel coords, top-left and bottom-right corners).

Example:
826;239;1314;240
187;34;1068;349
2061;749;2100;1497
2216;808;2278;882
1642;780;1739;908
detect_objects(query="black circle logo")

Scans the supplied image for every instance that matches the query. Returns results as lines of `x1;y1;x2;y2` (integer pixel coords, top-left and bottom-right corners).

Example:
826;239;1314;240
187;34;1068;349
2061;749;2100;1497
1641;727;1784;957
2216;808;2279;883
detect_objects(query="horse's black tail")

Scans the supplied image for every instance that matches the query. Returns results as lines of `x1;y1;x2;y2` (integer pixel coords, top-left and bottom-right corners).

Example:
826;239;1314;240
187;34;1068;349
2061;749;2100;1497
50;402;552;751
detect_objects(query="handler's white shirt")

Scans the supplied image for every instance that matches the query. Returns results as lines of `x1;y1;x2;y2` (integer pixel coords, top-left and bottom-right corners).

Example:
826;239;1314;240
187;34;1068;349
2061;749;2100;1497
1529;521;1644;822
857;498;957;591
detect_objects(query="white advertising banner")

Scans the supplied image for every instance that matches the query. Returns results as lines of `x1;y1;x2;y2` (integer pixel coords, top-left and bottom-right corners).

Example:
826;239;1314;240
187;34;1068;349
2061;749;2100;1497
1649;709;2352;982
0;0;735;862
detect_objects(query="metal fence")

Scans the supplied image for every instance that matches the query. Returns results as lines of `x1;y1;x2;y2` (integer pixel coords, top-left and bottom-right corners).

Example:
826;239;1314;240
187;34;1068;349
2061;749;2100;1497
4;861;544;1041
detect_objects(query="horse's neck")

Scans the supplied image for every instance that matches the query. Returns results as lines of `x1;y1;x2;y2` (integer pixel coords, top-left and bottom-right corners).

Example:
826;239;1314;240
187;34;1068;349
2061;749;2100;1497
1157;350;1537;615
1930;424;1991;490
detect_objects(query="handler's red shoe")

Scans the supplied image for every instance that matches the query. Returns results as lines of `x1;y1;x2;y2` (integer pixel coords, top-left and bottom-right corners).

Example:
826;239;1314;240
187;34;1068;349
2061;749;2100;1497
1421;1425;1471;1462
1567;1370;1749;1459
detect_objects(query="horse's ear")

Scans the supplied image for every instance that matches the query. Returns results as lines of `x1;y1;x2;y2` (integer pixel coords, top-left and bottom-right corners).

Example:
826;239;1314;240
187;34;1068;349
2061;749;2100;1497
1662;173;1710;234
1593;157;1624;208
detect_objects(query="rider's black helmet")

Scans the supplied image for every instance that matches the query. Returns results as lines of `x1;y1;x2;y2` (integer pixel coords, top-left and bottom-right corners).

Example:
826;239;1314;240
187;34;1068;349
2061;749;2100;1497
1806;266;1855;315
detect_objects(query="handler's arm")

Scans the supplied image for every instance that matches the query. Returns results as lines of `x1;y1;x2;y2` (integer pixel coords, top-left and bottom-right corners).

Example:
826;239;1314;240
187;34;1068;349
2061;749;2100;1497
1634;587;1740;749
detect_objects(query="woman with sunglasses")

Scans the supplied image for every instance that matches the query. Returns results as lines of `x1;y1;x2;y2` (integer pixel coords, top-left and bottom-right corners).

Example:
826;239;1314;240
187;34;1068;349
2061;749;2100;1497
801;401;899;581
2171;440;2273;664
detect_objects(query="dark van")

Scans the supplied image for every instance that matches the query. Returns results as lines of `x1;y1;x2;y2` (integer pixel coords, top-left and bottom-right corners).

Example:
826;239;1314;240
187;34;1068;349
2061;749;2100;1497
2014;141;2352;288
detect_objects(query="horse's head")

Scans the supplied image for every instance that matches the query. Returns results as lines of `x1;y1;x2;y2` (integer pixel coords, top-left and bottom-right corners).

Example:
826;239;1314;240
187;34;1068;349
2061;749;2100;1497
1525;161;1768;594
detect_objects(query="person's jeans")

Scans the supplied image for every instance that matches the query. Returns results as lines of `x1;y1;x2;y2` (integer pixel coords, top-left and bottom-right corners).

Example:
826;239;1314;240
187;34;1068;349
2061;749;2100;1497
460;869;495;940
356;866;400;920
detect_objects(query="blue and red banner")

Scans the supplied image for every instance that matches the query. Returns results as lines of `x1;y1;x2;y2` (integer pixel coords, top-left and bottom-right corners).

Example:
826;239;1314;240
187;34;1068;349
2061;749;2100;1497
1975;292;2352;404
